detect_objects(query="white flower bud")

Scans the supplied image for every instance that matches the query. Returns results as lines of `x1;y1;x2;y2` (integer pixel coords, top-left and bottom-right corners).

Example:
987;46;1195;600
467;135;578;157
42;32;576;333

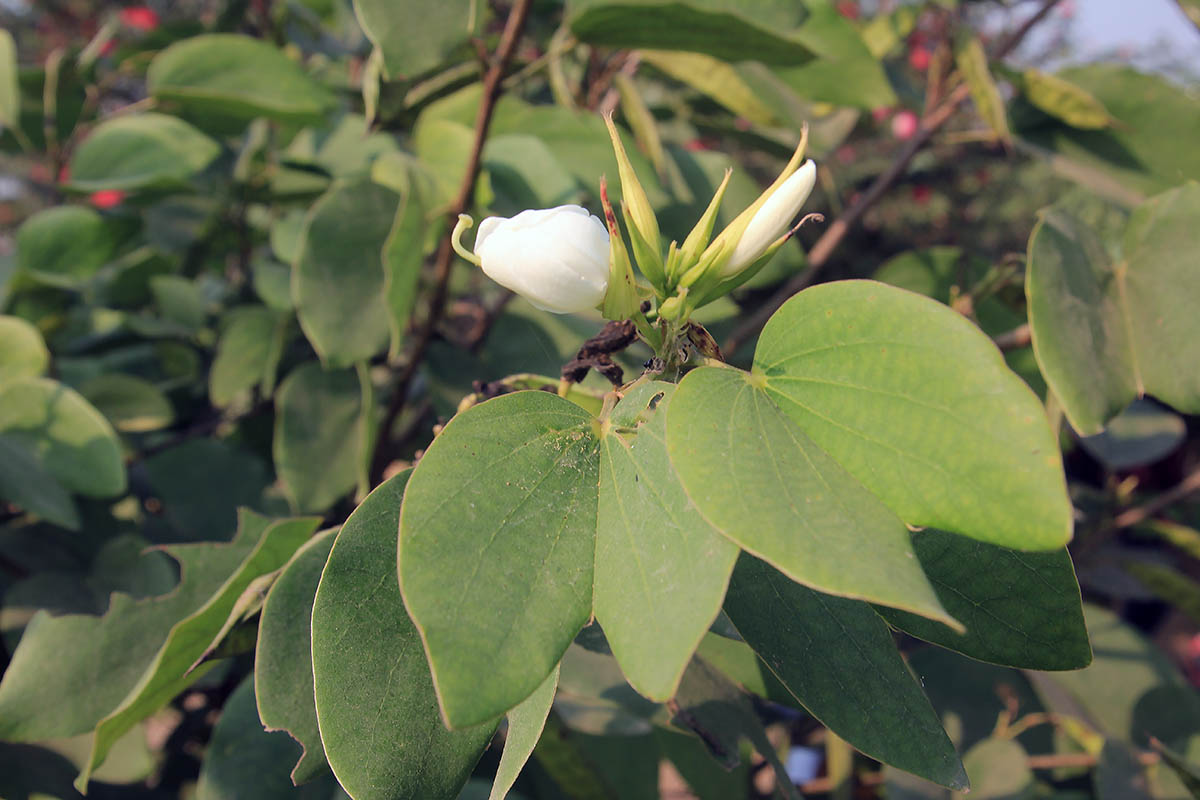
473;205;610;314
722;159;817;276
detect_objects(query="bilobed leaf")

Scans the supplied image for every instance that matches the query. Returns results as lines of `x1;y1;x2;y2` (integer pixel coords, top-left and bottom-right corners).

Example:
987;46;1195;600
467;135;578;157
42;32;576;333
0;377;125;498
399;391;601;729
197;676;342;800
725;554;967;790
294;180;398;366
0;511;272;742
274;363;365;513
255;529;337;784
0;315;48;382
1027;184;1200;433
148;34;335;123
953;34;1010;143
877;530;1091;670
666;365;955;624
312;471;498;800
210;306;289;406
352;0;478;79
16;206;116;287
1020;68;1112;130
77;516;319;791
755;280;1071;550
68;113;220;191
595;382;738;701
569;0;814;66
79;373;174;433
489;665;559;800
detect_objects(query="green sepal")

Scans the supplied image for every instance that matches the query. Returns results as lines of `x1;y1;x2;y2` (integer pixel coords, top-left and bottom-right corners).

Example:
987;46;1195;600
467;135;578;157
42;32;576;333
604;112;662;261
675;168;733;281
622;202;666;291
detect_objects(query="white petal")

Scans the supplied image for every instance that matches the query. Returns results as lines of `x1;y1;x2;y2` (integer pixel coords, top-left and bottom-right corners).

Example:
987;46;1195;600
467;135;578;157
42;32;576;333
725;160;817;275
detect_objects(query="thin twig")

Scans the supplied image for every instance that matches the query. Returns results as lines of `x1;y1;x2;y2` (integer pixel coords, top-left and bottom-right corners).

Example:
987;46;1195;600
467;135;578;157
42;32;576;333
1110;467;1200;532
723;0;1063;355
368;0;534;486
993;322;1031;351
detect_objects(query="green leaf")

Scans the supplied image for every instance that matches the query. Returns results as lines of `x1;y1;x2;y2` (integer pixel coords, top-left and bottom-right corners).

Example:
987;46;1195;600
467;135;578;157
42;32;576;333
352;0;478;79
724;554;967;790
1178;0;1200;30
274;363;365;514
0;433;79;529
569;0;814;66
210;307;289;406
1125;562;1200;626
640;51;780;126
0;377;125;498
595;382;738;701
1019;68;1112;130
1049;605;1200;754
670;656;798;800
0;511;271;741
67;112;220;191
1078;399;1186;471
147;34;335;123
877;530;1090;670
79;373;174;433
961;738;1033;800
953;34;1010;143
1015;65;1200;199
0;29;18;131
666;365;954;623
656;727;749;800
15;206;116;288
754;280;1071;550
773;2;898;110
255;529;337;785
312;471;498;800
399;391;601;729
555;643;664;736
294;180;398;366
489;665;559;800
0;743;84;800
1152;739;1200;798
0;315;49;382
142;439;271;541
1027;184;1200;433
382;187;426;358
151;274;208;330
78;516;319;791
197;676;342;800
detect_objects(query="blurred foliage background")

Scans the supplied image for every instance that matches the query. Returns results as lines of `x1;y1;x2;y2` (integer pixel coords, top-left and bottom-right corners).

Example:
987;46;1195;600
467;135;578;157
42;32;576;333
1;0;1200;798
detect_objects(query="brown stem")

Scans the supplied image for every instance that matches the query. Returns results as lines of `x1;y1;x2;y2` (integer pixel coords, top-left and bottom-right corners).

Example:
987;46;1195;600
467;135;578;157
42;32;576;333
723;0;1063;355
368;0;534;486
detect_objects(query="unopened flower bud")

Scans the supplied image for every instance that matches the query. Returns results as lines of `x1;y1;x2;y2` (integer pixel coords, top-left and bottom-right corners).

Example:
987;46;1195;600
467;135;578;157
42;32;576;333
722;159;816;276
458;206;610;314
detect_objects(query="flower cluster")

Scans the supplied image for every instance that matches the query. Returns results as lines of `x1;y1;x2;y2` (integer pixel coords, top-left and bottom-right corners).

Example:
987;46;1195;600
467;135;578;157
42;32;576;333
450;116;818;333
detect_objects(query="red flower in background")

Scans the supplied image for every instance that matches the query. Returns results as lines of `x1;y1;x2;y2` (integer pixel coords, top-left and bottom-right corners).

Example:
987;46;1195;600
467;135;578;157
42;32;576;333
908;46;931;72
120;6;160;32
891;110;919;140
912;184;932;205
90;190;126;209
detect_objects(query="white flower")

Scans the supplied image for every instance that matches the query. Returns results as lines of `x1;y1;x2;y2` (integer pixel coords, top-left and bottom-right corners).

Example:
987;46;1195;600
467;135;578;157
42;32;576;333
722;159;817;276
473;205;610;314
